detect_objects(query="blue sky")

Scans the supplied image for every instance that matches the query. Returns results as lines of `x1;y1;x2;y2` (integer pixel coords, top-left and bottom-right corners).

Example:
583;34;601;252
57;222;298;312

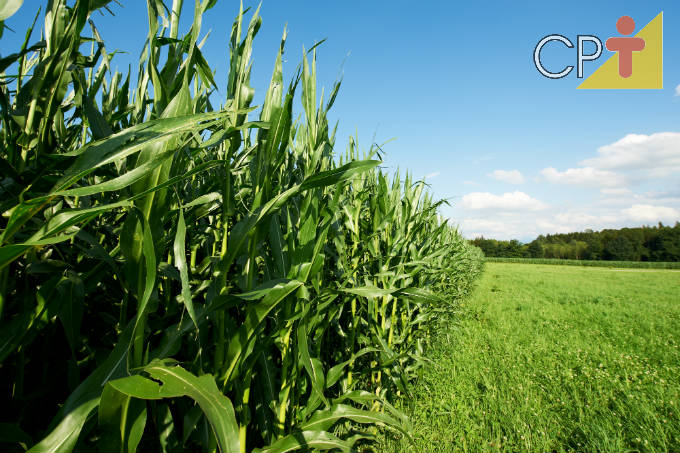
3;1;680;241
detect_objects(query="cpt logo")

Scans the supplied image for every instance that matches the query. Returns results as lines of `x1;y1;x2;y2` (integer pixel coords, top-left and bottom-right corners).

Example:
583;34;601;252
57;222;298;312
534;12;663;89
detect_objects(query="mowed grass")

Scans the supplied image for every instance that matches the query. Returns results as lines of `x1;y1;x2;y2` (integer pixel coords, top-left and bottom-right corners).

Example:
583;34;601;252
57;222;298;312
382;262;680;452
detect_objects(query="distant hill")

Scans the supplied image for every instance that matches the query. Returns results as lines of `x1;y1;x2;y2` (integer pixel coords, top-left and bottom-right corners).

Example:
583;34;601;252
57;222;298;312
471;222;680;262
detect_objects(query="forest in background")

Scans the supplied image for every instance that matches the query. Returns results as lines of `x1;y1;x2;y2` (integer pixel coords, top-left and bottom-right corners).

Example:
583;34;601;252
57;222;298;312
471;222;680;261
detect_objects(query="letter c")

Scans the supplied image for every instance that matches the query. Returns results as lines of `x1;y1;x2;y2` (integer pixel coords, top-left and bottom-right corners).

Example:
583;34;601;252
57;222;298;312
534;35;574;79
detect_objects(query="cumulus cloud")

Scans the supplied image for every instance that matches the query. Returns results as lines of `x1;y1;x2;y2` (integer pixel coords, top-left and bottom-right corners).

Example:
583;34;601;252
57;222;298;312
622;204;680;223
540;132;680;191
460;191;546;211
459;209;614;240
424;172;440;180
580;132;680;177
456;208;628;240
488;169;525;184
453;132;680;240
456;203;679;240
676;84;680;96
541;166;625;187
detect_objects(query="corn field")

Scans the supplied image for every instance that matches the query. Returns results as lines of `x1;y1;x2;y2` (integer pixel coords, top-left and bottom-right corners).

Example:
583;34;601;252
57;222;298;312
0;1;483;452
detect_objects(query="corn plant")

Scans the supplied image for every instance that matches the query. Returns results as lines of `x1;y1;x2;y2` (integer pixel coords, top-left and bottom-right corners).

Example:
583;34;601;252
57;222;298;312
0;1;483;452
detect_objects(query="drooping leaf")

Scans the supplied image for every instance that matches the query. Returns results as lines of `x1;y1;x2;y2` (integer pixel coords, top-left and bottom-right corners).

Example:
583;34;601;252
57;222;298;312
110;363;240;453
254;430;352;453
0;0;23;21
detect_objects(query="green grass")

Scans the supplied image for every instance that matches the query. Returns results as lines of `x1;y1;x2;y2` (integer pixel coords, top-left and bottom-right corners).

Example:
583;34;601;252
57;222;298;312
485;257;680;269
382;262;680;452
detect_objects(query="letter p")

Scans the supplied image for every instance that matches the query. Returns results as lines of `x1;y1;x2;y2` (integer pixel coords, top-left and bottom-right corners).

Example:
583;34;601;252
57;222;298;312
577;35;603;78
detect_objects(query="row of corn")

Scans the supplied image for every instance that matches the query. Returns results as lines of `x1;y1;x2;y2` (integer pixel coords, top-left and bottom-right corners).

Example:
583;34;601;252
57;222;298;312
0;1;483;451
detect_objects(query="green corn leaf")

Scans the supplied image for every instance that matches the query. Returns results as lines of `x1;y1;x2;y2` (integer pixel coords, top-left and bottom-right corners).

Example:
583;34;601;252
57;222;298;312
54;112;226;189
268;215;289;277
0;200;133;270
254;430;351;453
129;160;225;202
55;272;84;355
181;192;222;210
394;287;444;304
300;160;381;190
174;208;198;328
252;353;277;444
297;318;329;408
222;279;303;385
234;278;292;301
26;200;133;244
109;362;240;453
332;390;380;406
0;0;23;21
300;404;406;436
325;347;378;389
98;385;147;453
51;144;177;198
339;285;395;299
27;399;99;453
220;160;381;273
130;208;157;348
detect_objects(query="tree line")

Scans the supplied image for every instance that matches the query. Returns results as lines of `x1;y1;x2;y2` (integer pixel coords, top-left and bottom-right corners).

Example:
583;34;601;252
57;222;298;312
471;222;680;262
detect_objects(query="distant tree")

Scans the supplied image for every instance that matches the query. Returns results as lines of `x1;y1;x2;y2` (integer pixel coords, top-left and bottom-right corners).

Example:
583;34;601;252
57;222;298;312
527;241;543;258
582;236;603;260
571;240;588;259
504;240;524;257
649;227;680;261
604;236;636;261
471;223;679;262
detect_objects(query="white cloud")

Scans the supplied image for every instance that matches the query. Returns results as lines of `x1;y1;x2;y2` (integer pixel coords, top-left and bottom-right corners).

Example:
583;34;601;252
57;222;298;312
541;166;625;187
488;169;525;184
539;132;680;193
452;132;680;240
580;132;680;177
424;172;440;180
622;204;680;223
455;207;628;240
675;84;680;96
460;191;546;211
643;189;680;200
460;217;537;240
554;211;599;226
600;187;632;195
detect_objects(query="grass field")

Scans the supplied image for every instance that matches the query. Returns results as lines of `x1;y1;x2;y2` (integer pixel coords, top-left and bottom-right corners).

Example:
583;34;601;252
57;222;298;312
381;262;680;452
485;257;680;269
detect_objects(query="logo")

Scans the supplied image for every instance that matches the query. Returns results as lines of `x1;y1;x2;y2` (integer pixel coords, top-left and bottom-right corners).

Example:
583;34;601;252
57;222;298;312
533;12;663;89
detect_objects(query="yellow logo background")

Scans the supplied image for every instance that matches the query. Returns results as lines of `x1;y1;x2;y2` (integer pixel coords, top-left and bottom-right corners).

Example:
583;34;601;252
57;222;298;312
578;12;663;89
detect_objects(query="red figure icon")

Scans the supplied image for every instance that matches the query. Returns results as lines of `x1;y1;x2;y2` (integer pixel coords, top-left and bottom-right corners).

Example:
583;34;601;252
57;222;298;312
606;16;645;78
